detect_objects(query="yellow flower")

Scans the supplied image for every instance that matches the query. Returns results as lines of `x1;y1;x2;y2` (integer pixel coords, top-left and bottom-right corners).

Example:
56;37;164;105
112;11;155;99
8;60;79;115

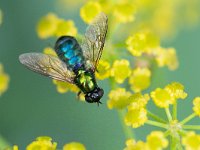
113;2;136;23
110;59;131;84
0;9;2;25
126;33;147;56
182;131;200;150
107;88;132;109
154;47;179;70
165;82;187;100
13;145;18;150
146;131;168;150
54;19;77;37
151;88;175;108
0;64;9;96
53;80;79;94
26;136;57;150
193;97;200;116
128;93;150;109
126;31;160;57
63;142;86;150
37;13;59;39
124;139;147;150
80;1;102;23
129;67;151;92
96;60;110;80
43;47;57;56
125;106;147;128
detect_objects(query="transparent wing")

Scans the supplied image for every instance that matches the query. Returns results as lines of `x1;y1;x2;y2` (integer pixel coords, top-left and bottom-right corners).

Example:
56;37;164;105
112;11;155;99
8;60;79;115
81;12;108;71
19;53;75;83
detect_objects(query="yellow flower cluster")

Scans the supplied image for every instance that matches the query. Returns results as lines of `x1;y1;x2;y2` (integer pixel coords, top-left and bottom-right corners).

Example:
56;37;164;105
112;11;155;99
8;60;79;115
154;47;179;70
125;93;149;128
0;64;9;96
126;31;160;57
124;131;168;150
107;88;132;109
96;60;110;80
182;131;200;150
80;1;102;24
12;136;86;150
110;59;131;84
129;67;151;92
37;13;77;39
80;1;136;24
193;97;200;116
113;2;136;23
151;82;187;108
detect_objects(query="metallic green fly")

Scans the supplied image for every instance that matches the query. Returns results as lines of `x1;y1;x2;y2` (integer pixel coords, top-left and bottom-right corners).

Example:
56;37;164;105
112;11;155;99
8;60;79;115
19;12;108;104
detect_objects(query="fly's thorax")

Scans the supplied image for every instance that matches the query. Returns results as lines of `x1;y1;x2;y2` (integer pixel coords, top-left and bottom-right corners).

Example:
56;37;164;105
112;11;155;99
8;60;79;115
74;69;97;94
54;36;85;71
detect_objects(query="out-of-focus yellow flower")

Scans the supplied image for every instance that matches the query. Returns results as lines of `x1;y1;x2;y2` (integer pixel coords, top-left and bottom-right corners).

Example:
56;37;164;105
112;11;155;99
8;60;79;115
53;80;79;94
124;139;147;150
126;31;160;57
80;1;102;23
193;97;200;116
165;82;187;100
151;88;175;108
182;131;200;150
43;47;57;56
151;3;175;38
107;88;132;109
128;93;150;109
26;136;57;150
146;131;168;150
37;13;60;39
0;64;9;96
63;142;86;150
55;19;77;37
96;60;110;80
126;33;147;56
129;67;151;92
154;47;179;70
0;9;2;25
113;2;136;23
110;59;131;84
125;106;147;128
13;145;18;150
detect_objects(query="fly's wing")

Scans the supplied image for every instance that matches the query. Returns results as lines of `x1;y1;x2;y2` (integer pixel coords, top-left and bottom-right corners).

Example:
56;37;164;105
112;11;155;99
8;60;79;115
81;12;108;71
19;53;75;83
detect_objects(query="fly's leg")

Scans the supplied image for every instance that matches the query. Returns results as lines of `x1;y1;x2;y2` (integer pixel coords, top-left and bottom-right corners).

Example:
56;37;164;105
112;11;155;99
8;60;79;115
76;91;83;101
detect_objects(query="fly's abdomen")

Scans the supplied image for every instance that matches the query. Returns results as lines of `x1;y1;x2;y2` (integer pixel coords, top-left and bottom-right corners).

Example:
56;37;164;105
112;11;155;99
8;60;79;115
55;36;85;71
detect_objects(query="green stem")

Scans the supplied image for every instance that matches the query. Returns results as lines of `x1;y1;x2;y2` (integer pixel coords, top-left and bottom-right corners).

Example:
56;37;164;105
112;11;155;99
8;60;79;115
180;113;196;125
183;125;200;130
118;110;134;139
146;120;168;129
164;130;171;137
173;101;177;120
165;108;172;122
147;111;167;123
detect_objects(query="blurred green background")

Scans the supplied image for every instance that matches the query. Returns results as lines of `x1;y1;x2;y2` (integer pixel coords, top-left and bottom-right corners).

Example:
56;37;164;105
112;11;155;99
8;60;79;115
0;0;200;150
